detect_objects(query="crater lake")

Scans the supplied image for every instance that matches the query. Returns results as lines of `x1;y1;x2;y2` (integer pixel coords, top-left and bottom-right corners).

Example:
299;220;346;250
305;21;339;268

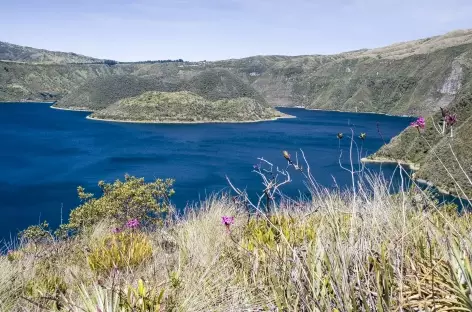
0;103;414;240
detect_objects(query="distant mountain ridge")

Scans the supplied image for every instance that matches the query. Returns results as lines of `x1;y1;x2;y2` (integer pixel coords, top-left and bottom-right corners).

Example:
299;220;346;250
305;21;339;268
0;41;103;64
2;29;472;116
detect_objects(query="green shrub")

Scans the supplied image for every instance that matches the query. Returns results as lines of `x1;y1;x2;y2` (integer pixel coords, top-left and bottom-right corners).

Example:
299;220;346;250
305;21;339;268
122;279;165;311
23;259;68;310
25;274;67;299
61;175;174;233
19;221;51;243
87;231;153;274
242;215;317;251
75;279;165;312
6;250;22;262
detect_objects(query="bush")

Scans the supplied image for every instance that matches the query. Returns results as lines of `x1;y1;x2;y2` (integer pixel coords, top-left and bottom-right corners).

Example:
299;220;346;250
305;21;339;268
242;215;317;251
122;279;165;311
61;175;175;234
75;279;165;312
23;259;68;310
87;231;153;274
19;221;51;244
25;273;67;299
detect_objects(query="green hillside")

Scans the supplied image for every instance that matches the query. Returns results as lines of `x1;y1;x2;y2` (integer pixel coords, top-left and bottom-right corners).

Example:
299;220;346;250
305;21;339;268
90;91;288;123
56;69;268;109
58;75;181;110
369;89;472;198
0;61;135;102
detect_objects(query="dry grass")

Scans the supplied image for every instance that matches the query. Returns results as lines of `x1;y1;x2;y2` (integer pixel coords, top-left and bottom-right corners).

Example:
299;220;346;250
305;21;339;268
1;173;471;311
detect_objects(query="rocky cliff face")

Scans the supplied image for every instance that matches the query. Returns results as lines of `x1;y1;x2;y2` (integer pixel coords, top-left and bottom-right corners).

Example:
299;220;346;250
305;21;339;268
438;61;463;95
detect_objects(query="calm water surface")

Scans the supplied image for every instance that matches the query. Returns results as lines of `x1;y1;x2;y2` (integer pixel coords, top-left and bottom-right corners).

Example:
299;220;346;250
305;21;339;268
0;104;413;239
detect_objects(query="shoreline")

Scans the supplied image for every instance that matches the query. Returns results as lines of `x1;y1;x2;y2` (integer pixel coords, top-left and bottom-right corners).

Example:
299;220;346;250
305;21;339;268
49;105;296;124
85;114;296;124
0;101;57;104
47;103;413;119
49;105;94;112
287;106;415;118
361;157;420;171
361;157;470;200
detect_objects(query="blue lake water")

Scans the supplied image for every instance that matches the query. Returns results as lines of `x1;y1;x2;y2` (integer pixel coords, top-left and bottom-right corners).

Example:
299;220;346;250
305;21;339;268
0;103;414;240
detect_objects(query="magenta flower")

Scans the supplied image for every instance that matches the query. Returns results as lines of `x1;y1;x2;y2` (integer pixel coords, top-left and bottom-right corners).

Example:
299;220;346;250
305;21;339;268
126;219;140;229
445;114;457;127
410;117;425;130
221;216;234;233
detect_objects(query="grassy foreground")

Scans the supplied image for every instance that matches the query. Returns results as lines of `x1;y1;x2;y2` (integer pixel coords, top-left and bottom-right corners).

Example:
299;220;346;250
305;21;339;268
1;174;471;311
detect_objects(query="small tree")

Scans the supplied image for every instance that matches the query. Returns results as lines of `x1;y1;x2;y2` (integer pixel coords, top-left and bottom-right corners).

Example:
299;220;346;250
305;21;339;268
103;59;118;66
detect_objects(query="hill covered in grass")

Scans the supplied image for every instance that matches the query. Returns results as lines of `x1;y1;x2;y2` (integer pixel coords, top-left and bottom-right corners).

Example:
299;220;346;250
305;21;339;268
56;69;282;122
0;41;103;64
57;69;268;110
57;75;180;110
211;29;472;116
0;61;135;102
368;89;472;198
90;91;289;123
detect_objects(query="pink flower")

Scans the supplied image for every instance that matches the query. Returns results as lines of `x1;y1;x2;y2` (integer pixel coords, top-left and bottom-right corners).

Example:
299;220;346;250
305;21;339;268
112;227;121;234
445;114;457;127
126;219;140;229
410;117;425;130
221;216;234;233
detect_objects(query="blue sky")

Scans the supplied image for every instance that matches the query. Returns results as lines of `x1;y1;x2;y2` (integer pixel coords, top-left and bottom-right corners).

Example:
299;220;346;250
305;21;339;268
1;0;472;61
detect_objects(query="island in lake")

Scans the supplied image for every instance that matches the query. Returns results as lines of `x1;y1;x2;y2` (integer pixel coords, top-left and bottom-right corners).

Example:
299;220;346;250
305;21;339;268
89;91;291;123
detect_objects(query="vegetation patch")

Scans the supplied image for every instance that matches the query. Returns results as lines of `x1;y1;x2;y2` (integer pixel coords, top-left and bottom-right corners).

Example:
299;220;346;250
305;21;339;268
90;91;289;123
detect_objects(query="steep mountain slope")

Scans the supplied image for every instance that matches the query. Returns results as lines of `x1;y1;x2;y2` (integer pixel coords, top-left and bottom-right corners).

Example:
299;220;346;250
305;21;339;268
370;83;472;198
57;74;181;110
0;61;135;102
220;42;472;116
56;69;279;122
